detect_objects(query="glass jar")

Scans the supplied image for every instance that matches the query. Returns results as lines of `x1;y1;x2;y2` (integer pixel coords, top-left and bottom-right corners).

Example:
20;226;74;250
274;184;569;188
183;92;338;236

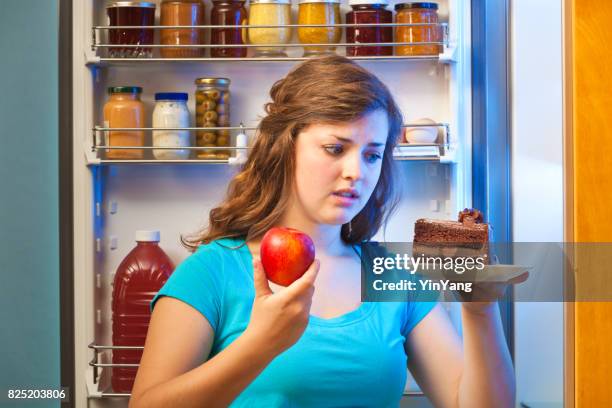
298;0;342;57
210;0;248;58
346;0;392;56
152;93;191;160
248;0;292;57
195;78;231;159
160;0;205;58
107;2;156;58
395;2;442;56
103;87;145;159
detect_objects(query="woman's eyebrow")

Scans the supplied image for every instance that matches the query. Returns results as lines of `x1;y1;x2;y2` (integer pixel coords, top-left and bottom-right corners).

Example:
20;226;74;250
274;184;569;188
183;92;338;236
331;134;385;147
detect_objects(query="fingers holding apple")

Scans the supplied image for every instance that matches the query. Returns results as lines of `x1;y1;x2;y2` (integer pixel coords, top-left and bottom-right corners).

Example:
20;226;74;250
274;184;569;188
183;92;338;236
252;258;273;298
244;228;320;357
247;257;320;357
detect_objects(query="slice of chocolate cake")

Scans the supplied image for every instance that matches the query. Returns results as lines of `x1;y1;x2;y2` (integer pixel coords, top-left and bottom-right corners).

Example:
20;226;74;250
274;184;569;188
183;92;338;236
413;208;490;262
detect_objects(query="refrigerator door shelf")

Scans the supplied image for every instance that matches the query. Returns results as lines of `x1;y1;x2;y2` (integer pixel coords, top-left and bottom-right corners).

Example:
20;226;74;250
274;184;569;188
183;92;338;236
86;366;130;399
86;124;453;165
86;55;448;66
87;156;448;165
439;44;459;63
85;148;450;165
87;343;140;398
89;22;451;66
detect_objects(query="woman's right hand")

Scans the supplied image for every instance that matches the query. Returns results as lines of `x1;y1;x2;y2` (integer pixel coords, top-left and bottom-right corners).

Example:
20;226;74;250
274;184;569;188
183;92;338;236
244;258;320;358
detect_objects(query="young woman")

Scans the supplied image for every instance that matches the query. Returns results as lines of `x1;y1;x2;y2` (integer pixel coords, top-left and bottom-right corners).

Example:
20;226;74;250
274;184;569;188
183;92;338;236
129;56;519;408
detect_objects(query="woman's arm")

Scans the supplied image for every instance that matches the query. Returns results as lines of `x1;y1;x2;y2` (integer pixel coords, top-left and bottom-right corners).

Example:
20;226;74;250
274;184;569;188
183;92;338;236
404;304;463;408
457;303;515;408
404;303;515;408
129;297;277;408
130;258;320;408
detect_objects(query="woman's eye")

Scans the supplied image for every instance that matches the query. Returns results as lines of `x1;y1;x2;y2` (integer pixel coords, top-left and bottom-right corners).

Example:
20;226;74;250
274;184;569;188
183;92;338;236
365;152;382;163
324;145;344;155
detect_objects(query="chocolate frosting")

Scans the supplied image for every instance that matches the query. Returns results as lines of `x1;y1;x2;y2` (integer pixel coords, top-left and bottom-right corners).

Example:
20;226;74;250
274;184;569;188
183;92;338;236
458;208;484;224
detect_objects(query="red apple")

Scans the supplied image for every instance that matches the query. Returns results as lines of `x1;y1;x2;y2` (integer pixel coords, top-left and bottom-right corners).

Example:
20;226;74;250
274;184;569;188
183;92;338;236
260;227;316;286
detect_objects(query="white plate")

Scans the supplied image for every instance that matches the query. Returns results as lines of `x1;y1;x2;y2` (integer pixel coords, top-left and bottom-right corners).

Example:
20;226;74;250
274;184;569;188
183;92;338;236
413;264;533;283
476;264;533;282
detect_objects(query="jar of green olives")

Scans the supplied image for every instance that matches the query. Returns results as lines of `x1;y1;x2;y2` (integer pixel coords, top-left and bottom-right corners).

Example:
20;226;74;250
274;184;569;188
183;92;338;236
195;77;231;159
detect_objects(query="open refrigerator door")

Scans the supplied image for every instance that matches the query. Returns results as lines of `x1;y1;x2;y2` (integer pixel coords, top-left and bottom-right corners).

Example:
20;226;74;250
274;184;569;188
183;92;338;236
71;0;472;405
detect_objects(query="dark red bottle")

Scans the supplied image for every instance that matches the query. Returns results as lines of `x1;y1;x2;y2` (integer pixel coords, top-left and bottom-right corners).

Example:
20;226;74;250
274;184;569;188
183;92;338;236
346;0;393;56
106;2;156;58
111;230;175;393
210;0;248;58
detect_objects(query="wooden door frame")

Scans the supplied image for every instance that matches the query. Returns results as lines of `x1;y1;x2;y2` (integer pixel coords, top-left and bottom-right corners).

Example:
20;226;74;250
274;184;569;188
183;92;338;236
562;0;574;407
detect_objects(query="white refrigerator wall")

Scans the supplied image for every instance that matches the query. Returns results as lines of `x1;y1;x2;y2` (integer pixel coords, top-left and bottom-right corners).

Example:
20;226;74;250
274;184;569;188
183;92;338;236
73;0;473;406
511;0;564;405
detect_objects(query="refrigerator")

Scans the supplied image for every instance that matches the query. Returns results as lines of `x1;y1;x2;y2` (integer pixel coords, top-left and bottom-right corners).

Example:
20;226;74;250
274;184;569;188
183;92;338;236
60;0;511;406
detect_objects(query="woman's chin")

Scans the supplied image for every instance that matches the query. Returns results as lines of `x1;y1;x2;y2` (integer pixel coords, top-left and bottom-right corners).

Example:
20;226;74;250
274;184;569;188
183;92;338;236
320;211;356;226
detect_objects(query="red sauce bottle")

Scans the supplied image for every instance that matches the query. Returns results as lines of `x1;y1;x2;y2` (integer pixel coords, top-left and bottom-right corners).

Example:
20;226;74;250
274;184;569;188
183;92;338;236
111;230;175;393
346;0;393;56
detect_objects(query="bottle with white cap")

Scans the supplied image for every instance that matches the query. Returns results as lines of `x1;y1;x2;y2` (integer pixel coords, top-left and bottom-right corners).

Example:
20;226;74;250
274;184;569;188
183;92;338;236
111;230;175;393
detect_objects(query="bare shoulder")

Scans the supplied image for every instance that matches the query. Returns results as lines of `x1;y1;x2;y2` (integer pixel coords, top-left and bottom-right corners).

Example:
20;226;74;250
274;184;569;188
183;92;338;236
131;296;215;400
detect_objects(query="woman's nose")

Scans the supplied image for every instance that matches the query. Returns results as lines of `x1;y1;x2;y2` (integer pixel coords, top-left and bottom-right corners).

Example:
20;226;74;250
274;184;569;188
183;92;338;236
341;151;365;181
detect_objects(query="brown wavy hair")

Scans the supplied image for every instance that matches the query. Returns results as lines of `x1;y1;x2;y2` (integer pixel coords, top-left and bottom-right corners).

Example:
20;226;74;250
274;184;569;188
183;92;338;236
182;55;404;252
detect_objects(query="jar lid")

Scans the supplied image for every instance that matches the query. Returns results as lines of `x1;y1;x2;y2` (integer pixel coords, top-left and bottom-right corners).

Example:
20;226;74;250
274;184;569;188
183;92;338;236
155;92;189;101
251;0;291;4
108;86;143;94
107;2;156;8
298;0;341;4
349;0;389;6
211;0;246;3
195;77;231;86
135;230;160;242
394;2;438;10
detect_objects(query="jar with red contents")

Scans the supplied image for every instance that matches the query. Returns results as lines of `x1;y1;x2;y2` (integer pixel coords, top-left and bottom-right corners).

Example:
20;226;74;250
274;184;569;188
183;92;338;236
106;2;156;58
210;0;248;57
346;0;393;56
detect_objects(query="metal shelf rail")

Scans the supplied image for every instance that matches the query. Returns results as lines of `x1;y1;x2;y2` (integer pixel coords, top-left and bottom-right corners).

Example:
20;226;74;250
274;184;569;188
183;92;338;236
90;22;451;63
88;123;452;165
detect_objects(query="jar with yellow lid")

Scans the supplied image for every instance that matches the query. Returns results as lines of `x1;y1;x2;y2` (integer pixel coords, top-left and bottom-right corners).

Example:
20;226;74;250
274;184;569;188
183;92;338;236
395;2;442;56
195;78;231;159
298;0;342;56
248;0;292;57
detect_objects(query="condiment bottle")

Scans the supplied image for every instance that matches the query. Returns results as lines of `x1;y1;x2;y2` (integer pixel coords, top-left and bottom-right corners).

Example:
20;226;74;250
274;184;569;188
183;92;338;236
395;2;442;56
152;92;191;160
103;86;145;160
297;0;342;56
160;0;206;58
248;0;292;57
195;78;231;159
106;2;156;58
210;0;248;58
346;0;393;56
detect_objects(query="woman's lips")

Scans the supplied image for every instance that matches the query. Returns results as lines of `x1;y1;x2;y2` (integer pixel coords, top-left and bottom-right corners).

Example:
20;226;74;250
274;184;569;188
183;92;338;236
332;193;358;207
